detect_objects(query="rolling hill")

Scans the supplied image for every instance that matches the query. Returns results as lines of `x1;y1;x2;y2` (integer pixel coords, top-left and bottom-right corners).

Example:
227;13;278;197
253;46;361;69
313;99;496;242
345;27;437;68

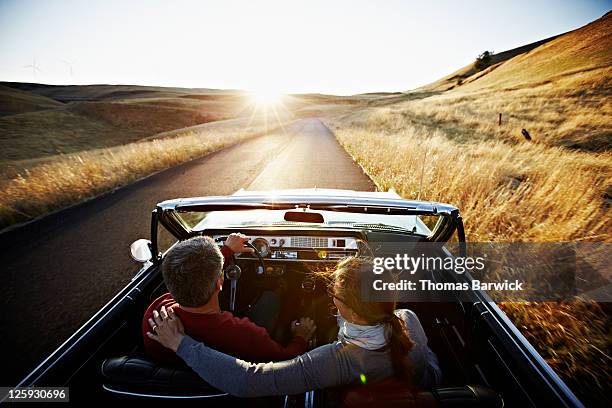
417;34;562;92
0;85;64;117
418;11;611;93
376;11;612;151
1;82;226;102
0;83;249;165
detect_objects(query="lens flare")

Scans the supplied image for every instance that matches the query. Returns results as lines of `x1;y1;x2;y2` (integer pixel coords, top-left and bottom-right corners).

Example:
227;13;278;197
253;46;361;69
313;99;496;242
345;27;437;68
249;88;283;107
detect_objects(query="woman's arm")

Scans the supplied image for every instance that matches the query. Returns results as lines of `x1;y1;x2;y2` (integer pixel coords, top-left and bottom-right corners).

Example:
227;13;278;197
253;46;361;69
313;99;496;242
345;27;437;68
177;335;341;397
146;305;344;397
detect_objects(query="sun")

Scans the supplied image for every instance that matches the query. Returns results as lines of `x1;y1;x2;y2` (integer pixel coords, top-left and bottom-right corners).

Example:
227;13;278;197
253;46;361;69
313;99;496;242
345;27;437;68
248;88;284;107
244;86;290;127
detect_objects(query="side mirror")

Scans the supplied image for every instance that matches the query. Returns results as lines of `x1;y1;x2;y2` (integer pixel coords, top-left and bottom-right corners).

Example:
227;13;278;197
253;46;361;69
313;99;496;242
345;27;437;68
130;239;153;263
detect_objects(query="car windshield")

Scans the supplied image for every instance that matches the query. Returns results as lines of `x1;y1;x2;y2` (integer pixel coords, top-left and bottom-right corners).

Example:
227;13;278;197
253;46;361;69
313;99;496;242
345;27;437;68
177;209;437;236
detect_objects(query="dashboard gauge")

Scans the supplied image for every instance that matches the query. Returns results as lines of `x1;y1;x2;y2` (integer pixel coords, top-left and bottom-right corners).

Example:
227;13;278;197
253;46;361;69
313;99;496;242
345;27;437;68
251;237;270;257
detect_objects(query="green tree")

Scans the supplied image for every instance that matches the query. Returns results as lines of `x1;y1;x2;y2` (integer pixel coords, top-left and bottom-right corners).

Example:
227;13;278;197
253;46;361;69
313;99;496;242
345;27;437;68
474;50;493;71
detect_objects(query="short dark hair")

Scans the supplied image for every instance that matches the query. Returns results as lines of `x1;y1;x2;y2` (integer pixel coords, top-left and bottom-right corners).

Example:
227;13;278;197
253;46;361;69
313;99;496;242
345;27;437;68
162;236;224;307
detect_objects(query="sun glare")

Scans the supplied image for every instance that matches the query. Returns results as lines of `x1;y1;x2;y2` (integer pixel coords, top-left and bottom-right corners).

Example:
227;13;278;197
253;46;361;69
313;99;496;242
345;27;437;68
244;86;290;128
249;88;284;107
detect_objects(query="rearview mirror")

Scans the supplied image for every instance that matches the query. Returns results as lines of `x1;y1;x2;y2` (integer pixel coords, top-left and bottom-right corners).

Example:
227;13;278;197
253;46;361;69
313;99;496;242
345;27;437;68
130;239;153;263
284;211;325;223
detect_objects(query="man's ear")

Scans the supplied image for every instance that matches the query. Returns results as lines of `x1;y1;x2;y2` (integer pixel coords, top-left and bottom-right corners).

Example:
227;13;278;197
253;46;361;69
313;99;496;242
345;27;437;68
217;274;224;291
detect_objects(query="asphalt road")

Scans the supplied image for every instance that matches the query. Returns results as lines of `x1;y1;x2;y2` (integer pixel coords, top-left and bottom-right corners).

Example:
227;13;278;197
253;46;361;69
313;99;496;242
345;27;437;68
0;118;376;384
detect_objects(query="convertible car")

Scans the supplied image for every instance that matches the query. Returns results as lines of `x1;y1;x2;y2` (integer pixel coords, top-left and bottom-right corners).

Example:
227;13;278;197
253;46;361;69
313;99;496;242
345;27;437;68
15;189;583;407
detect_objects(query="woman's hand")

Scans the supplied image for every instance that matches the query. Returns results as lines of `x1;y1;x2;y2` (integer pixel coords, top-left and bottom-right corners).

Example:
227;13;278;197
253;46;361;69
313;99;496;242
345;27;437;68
146;305;185;352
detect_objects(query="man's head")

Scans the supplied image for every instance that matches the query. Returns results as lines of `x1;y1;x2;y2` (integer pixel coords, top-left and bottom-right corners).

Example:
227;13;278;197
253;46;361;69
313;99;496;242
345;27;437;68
162;236;224;307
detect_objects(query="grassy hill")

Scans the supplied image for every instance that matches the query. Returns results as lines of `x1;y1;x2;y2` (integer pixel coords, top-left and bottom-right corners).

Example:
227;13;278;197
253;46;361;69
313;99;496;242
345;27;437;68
418;11;610;93
0;81;296;229
418;34;562;92
456;12;611;92
360;11;612;151
0;83;250;166
1;82;226;102
0;85;64;117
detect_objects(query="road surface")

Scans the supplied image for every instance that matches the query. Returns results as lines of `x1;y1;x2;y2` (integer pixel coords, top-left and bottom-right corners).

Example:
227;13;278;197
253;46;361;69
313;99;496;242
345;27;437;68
0;118;375;383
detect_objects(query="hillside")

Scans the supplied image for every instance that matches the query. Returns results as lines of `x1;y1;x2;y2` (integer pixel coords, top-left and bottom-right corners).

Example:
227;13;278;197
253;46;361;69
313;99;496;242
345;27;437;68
0;85;64;117
463;12;611;92
0;82;225;102
367;11;612;151
418;34;562;92
0;84;248;165
419;11;611;94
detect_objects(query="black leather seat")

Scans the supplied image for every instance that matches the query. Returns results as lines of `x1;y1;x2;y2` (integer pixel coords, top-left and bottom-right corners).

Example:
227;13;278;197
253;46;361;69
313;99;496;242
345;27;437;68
101;355;227;398
102;355;503;407
431;385;503;407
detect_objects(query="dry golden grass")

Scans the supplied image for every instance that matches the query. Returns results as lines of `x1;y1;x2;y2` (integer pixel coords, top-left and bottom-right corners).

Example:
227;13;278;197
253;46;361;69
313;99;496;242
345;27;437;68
0;96;244;163
500;301;611;403
401;12;612;153
330;118;611;241
326;111;611;404
0;117;291;231
0;85;64;117
376;68;612;152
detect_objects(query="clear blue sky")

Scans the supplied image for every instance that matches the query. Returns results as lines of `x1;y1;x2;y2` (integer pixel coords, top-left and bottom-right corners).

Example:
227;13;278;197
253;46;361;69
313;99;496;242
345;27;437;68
0;0;609;94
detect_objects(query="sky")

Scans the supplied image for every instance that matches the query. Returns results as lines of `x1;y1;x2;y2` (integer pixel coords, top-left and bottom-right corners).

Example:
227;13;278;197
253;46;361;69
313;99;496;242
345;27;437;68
0;0;609;95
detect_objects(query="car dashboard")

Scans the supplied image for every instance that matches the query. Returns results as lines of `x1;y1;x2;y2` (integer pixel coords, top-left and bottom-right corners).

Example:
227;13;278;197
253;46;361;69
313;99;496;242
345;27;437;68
215;231;360;258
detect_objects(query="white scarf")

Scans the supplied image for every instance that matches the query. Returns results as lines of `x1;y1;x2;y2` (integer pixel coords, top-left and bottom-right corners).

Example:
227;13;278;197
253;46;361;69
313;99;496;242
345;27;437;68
337;315;389;350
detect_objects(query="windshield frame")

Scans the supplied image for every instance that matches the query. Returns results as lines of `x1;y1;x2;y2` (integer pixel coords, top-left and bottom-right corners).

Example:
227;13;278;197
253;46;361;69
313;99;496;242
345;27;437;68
152;195;461;257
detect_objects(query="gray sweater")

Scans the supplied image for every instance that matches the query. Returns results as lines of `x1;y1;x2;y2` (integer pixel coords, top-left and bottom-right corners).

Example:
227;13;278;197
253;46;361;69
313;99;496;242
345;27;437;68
176;309;441;398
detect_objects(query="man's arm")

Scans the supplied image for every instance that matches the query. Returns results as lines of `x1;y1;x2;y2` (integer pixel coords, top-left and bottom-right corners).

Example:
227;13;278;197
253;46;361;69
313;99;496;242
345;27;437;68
232;317;315;361
220;245;234;263
221;233;255;263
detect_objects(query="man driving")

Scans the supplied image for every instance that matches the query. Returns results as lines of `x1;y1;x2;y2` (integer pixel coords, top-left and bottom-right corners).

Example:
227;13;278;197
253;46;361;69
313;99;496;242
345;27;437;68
142;233;316;365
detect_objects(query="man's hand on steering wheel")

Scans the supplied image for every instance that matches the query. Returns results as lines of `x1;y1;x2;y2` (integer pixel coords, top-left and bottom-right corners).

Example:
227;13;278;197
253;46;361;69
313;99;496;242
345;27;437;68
225;233;255;254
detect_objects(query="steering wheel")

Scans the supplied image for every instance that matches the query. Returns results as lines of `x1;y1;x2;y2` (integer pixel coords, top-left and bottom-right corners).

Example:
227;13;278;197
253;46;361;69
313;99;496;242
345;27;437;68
245;241;266;274
223;240;266;313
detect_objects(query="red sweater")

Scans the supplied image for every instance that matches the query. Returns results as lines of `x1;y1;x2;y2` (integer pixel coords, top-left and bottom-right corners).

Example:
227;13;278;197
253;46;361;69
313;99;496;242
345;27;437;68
142;246;306;364
142;293;307;364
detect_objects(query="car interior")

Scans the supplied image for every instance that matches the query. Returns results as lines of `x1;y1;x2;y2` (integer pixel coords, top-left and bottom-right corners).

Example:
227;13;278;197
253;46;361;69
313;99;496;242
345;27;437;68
94;228;504;407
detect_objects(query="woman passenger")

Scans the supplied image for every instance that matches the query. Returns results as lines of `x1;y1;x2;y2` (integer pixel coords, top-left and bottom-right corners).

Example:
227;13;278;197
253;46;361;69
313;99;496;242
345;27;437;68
146;257;441;397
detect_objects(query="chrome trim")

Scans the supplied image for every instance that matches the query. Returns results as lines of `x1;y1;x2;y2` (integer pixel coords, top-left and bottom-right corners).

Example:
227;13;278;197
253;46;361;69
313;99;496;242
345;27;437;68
474;364;490;387
304;390;315;408
451;325;466;348
291;236;329;248
235;257;355;263
158;193;458;215
102;384;228;399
